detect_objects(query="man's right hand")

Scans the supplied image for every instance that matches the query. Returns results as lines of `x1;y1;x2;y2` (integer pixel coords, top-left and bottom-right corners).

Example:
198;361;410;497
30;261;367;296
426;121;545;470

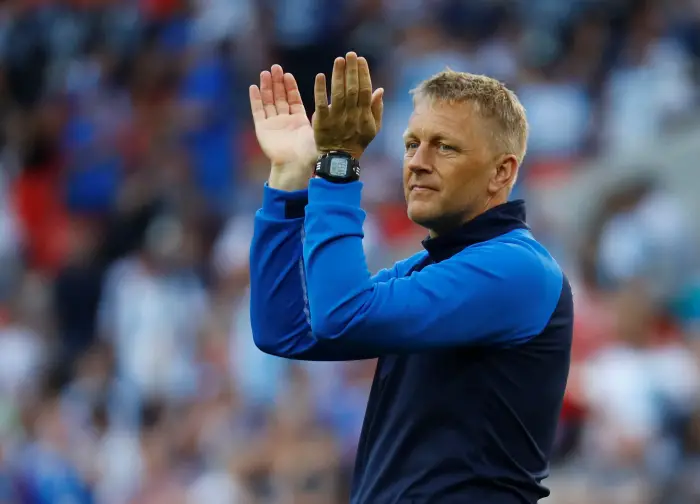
250;64;318;192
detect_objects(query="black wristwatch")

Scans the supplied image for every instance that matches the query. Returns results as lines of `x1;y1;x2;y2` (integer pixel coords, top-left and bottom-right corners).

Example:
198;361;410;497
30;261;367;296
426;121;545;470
315;151;360;183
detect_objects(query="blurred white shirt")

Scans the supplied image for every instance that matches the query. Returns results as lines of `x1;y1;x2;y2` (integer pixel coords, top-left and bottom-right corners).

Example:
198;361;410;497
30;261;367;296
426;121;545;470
0;324;45;400
583;342;700;465
94;429;143;504
188;471;248;504
518;81;592;158
603;38;695;155
598;190;694;298
191;0;256;44
99;258;207;400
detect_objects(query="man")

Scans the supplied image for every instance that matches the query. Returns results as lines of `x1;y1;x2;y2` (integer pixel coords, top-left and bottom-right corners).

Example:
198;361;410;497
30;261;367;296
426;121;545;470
248;53;573;503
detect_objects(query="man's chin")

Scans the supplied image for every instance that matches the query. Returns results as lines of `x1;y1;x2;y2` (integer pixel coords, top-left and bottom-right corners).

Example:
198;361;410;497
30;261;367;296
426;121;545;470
408;205;466;236
407;205;437;230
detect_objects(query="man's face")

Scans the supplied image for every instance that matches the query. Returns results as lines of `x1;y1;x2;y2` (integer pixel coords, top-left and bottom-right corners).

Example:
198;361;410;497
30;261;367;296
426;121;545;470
403;98;501;234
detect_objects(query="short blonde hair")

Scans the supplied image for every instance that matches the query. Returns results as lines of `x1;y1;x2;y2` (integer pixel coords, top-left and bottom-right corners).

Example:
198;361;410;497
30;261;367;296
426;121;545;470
411;70;528;165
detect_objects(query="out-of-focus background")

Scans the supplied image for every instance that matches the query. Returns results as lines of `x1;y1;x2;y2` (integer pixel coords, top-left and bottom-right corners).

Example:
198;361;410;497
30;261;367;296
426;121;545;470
0;0;698;503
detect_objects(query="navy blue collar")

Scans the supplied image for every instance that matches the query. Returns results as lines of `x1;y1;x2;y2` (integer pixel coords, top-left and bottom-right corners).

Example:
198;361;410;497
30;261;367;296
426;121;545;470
422;200;529;262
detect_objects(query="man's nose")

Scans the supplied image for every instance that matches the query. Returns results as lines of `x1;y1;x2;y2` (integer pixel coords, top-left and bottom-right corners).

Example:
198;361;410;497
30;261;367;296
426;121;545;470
407;144;434;174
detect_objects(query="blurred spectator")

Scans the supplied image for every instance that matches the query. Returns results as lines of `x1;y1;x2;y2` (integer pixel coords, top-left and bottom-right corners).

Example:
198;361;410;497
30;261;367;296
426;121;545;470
99;212;207;403
581;283;699;500
0;290;47;403
591;176;695;300
601;0;697;155
267;365;341;504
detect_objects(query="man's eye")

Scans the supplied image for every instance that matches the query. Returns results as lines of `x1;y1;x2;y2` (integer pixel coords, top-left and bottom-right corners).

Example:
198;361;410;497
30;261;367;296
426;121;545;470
438;143;454;152
405;142;419;150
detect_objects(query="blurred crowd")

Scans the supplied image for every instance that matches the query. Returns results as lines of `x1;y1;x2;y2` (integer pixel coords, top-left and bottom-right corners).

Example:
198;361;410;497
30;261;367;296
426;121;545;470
0;0;698;503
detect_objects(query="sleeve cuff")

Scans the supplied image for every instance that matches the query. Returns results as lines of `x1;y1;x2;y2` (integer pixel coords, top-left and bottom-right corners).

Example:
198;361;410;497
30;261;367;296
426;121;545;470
308;178;363;207
262;183;309;219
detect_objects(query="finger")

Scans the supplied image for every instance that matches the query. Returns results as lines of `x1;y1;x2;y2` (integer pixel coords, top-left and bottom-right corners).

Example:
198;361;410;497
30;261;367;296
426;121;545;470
345;52;359;108
284;73;306;116
330;57;346;117
358;57;372;108
260;71;277;118
371;88;384;131
314;73;330;121
249;85;266;124
271;64;289;115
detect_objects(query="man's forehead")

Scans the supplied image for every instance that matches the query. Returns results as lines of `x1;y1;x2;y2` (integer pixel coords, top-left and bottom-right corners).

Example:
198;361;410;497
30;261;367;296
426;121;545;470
405;100;478;138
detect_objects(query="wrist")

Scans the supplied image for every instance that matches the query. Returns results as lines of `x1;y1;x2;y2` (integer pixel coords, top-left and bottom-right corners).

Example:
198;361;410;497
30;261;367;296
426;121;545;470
318;147;364;160
268;163;314;192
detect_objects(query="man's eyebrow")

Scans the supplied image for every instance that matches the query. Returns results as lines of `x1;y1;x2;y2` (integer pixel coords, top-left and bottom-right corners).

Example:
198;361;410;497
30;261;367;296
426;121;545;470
433;132;458;143
403;130;460;143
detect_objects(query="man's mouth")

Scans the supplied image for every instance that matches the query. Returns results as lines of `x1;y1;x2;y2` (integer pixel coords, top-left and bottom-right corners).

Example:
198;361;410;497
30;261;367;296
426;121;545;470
410;184;437;192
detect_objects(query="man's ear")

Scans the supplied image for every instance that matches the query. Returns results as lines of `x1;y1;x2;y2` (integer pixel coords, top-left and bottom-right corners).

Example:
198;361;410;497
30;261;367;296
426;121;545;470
489;154;519;194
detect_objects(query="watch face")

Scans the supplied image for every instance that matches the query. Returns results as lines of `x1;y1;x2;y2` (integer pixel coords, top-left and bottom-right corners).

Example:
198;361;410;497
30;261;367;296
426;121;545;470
329;157;349;177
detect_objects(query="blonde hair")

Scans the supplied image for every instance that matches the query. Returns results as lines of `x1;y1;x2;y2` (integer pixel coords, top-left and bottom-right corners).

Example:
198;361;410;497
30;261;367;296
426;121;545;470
411;70;528;165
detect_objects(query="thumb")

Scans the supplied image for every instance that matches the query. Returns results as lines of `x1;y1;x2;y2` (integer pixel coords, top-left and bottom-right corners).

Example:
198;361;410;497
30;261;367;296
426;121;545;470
371;88;384;132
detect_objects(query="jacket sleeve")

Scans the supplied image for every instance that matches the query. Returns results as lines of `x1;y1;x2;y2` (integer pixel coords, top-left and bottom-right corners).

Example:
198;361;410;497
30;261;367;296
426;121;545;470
249;184;398;361
302;178;564;355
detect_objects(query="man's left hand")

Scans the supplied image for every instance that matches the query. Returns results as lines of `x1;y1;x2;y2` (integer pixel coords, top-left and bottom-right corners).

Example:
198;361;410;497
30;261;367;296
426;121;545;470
313;52;384;160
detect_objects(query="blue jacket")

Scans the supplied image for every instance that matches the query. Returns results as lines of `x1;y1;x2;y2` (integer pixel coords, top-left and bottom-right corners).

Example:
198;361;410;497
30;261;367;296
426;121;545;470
250;179;573;503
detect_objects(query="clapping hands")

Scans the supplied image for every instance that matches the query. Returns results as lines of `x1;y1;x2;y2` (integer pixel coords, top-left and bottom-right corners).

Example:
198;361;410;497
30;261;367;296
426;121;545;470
250;52;384;191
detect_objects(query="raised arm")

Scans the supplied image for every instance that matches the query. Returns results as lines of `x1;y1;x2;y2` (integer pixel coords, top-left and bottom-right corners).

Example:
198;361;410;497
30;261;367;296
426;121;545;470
248;64;392;361
250;185;419;360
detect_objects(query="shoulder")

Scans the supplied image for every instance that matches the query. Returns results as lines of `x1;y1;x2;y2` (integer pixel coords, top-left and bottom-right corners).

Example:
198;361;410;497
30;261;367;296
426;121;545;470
459;228;562;285
453;229;566;337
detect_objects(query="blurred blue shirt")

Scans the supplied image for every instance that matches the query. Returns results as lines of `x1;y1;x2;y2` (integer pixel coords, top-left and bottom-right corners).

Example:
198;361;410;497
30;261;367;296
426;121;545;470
180;50;238;214
19;444;93;504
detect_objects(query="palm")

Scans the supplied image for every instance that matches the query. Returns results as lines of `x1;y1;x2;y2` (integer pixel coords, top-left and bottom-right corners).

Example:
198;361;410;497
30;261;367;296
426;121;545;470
255;113;316;166
250;66;317;168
